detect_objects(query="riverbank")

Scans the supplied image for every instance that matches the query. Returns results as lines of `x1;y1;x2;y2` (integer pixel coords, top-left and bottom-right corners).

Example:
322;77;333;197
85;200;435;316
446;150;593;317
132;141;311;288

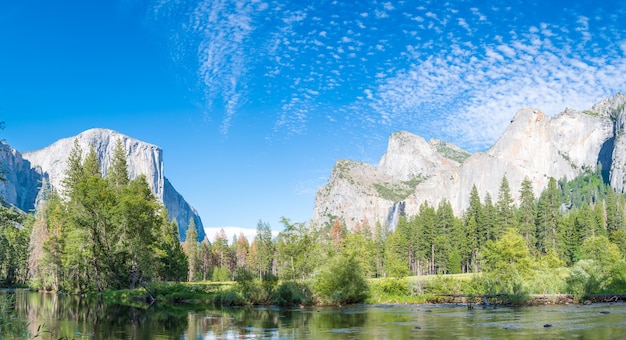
433;293;626;306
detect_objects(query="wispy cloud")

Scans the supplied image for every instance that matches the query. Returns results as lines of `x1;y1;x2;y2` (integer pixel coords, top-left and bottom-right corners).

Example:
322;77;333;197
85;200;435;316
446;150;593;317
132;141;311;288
149;0;626;152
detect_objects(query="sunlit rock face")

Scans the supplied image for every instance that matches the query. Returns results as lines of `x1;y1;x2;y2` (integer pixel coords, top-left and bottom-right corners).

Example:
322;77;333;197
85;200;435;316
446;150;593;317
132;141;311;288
16;128;205;241
312;95;625;230
312;131;467;230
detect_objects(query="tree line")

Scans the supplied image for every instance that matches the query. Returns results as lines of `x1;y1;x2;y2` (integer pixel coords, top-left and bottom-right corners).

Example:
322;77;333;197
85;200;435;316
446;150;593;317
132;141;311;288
2;143;625;302
183;166;625;300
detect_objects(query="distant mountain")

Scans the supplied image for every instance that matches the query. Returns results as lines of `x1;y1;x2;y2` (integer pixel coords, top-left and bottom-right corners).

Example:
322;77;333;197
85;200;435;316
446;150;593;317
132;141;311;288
312;94;626;230
0;128;204;241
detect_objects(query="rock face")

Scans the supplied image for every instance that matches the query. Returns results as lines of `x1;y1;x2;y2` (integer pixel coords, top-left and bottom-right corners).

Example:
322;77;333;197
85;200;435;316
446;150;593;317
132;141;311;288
3;128;204;241
312;132;469;229
0;143;46;212
312;95;626;230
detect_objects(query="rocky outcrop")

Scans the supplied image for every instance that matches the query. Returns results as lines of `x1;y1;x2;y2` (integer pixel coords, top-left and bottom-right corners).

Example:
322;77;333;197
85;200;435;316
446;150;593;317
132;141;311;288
312;95;626;230
0;143;46;212
599;94;626;193
312;132;469;229
8;128;205;241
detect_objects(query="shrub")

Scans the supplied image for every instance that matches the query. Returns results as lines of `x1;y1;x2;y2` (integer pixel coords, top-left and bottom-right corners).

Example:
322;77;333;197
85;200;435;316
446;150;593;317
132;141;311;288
212;267;231;282
272;281;313;306
312;255;369;305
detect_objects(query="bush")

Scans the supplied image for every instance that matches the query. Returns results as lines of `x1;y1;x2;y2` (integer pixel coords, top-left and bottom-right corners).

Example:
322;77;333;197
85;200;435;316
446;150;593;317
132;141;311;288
378;277;408;296
312;255;369;305
213;288;245;306
212;267;231;282
272;281;313;306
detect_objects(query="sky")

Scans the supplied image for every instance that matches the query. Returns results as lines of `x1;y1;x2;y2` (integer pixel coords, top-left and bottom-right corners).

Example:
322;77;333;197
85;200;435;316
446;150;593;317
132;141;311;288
1;0;626;239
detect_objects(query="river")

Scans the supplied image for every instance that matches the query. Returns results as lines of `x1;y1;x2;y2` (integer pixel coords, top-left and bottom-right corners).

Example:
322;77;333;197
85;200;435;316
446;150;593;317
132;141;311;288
1;290;625;339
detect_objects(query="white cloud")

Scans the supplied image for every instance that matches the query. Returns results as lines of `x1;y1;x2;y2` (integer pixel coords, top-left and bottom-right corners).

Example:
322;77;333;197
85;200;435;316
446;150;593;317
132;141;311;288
362;31;626;151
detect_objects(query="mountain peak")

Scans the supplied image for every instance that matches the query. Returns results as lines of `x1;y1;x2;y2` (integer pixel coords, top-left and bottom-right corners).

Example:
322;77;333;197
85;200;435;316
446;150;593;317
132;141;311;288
13;129;205;241
312;95;622;230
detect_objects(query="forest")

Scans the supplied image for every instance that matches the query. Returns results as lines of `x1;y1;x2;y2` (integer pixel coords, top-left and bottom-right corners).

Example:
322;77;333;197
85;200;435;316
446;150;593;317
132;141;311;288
1;139;626;305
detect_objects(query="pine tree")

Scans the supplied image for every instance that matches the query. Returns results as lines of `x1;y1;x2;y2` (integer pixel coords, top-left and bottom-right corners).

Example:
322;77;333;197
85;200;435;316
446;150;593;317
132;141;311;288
62;139;84;198
107;139;129;189
83;144;101;178
417;202;437;274
518;177;537;249
496;175;515;233
481;192;497;242
536;177;560;254
185;218;199;281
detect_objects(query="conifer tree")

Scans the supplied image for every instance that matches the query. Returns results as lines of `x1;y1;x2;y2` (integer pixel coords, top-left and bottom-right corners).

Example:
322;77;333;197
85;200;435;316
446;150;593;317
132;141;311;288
62;139;84;198
83;144;101;178
496;175;515;233
185;218;199;281
481;192;497;242
536;177;560;254
518;177;537;248
108;139;129;189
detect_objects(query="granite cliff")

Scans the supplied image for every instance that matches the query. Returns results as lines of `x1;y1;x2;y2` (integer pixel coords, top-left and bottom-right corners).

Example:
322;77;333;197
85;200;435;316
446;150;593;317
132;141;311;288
312;94;626;230
0;128;204;241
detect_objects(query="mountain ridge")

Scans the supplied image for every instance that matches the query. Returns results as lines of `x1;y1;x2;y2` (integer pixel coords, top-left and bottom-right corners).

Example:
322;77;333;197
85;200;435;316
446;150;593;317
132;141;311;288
312;94;626;230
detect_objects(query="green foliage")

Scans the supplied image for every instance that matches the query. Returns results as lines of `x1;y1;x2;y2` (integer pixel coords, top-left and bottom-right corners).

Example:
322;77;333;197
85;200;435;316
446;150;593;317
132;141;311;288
272;281;313;306
480;228;535;295
565;236;626;300
377;277;408;296
435;144;471;163
579;235;622;269
0;206;30;286
447;250;462;274
276;218;319;280
312;255;369;305
185;218;199;282
212;267;231;282
373;176;423;201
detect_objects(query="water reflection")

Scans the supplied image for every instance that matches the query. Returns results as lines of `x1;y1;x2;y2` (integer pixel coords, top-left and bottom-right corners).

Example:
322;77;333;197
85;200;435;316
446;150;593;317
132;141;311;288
2;290;626;339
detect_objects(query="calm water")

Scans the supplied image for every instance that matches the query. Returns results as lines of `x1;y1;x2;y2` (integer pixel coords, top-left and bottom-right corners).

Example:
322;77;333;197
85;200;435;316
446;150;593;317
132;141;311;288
2;290;625;339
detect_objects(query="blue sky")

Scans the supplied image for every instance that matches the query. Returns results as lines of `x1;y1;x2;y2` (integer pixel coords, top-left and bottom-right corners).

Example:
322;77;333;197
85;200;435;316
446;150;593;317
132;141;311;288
1;0;626;238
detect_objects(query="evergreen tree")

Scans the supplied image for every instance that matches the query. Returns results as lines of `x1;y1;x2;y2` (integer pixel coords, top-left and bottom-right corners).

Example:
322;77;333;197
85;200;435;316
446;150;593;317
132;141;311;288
464;216;479;272
467;185;482;223
185;218;199;281
107;139;129;189
481;192;497;242
82;144;101;178
605;189;625;236
383;217;410;277
155;216;188;282
536;177;560;254
517;177;537;249
496;175;515;233
373;221;387;277
417;202;437;274
62;139;84;198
